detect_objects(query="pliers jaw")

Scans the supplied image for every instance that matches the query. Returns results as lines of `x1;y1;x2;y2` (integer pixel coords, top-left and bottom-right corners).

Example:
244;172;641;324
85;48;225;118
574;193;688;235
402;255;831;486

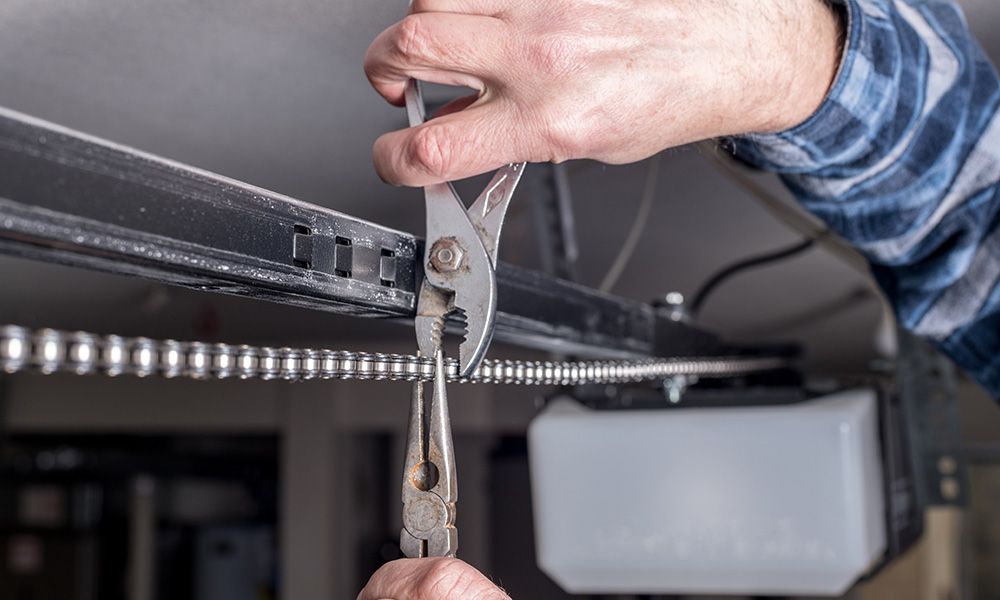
405;80;523;378
415;182;499;378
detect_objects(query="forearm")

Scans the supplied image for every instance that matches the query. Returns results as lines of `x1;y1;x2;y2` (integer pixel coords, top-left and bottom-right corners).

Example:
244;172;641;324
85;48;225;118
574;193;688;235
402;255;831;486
733;0;1000;395
362;0;1000;394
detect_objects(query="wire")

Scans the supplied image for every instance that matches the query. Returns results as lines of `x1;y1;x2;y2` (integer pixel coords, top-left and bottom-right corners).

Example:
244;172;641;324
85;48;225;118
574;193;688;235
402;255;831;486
598;155;661;292
697;141;871;275
697;140;895;331
732;285;875;338
689;235;821;316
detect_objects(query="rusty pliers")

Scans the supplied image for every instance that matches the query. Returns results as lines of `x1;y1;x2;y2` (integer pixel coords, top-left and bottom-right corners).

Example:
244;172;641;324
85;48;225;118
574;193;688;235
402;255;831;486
400;80;525;558
404;80;525;375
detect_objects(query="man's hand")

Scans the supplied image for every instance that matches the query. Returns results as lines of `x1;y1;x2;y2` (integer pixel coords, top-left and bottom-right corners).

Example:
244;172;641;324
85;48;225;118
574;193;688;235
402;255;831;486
358;558;510;600
364;0;842;186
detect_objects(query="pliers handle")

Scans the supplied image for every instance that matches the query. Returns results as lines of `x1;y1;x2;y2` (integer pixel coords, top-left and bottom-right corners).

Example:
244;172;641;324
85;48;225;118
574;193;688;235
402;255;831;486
400;350;457;557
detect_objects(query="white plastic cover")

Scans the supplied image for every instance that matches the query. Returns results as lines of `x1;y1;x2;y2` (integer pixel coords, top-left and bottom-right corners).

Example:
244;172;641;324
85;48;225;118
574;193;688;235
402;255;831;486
528;389;886;597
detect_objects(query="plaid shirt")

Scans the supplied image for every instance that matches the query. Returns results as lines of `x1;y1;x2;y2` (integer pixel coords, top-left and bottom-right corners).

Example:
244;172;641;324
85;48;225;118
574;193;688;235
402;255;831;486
734;0;1000;397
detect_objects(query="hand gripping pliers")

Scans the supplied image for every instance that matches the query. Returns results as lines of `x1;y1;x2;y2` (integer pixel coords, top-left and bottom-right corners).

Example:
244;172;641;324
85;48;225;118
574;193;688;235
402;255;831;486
400;79;525;558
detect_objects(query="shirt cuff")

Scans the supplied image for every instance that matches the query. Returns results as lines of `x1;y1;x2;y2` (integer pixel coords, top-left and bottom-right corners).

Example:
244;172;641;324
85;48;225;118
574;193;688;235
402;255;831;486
732;0;870;173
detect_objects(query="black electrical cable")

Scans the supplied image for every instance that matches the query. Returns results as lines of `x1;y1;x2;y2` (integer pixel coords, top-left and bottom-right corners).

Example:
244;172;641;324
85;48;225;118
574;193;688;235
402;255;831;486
689;236;819;316
733;285;875;337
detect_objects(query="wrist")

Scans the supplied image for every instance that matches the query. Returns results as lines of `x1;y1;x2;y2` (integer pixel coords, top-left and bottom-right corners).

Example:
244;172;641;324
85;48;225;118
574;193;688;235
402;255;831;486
756;0;846;133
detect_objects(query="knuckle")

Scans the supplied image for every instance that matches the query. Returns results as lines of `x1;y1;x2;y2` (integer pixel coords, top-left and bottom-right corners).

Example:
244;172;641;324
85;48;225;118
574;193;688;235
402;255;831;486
394;14;433;62
362;51;382;85
408;125;454;179
363;35;384;79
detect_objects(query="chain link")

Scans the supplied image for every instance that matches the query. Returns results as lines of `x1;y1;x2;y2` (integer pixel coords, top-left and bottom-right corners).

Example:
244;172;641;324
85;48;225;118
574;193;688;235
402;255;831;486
0;325;788;385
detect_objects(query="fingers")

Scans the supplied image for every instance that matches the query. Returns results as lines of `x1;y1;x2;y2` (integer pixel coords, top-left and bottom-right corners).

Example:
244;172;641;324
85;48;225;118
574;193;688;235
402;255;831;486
364;12;510;106
357;559;422;600
409;0;518;17
358;558;510;600
373;101;528;186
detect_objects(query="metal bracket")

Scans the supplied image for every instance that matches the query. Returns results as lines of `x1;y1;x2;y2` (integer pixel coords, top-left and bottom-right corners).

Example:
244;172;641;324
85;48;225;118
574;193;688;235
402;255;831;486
0;106;772;361
896;330;969;507
529;163;579;282
872;379;924;566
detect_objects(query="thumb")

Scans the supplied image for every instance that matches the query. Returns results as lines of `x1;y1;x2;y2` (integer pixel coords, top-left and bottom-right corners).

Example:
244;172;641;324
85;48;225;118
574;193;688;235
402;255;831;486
357;558;510;600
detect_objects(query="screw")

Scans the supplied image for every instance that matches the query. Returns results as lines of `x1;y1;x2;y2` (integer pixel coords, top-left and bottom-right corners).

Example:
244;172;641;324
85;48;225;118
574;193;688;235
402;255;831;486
663;374;697;404
663;292;688;322
429;239;464;272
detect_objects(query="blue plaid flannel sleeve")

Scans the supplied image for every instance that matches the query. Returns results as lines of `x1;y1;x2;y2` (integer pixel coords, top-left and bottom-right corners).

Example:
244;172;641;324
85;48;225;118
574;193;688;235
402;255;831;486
731;0;1000;397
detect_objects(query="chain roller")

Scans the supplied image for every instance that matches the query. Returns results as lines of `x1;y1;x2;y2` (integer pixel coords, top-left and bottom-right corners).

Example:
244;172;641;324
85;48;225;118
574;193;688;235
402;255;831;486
0;325;788;385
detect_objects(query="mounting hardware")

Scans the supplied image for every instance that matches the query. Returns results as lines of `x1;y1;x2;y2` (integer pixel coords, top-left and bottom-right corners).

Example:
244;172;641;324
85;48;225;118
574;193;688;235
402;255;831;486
661;292;690;323
292;224;313;269
428;239;465;273
663;374;697;404
334;236;353;278
380;248;398;288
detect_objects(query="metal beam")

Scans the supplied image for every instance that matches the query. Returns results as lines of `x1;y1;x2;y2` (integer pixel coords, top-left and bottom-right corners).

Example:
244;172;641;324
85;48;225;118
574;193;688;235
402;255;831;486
0;107;728;359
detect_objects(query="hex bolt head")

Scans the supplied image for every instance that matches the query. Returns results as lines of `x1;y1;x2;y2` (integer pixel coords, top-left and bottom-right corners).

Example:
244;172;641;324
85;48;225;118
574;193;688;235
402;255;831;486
664;292;685;306
429;239;464;272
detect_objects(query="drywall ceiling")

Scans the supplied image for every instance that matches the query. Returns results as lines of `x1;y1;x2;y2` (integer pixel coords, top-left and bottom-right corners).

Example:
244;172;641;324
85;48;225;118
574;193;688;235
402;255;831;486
0;0;997;373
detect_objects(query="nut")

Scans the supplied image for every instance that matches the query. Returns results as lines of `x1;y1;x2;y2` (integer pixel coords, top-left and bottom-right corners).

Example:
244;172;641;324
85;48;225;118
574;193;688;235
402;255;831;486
429;239;464;272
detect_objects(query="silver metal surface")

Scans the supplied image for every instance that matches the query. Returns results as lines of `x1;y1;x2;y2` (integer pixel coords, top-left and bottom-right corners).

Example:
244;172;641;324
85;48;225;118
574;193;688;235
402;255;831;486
400;350;458;558
405;80;526;378
467;163;524;267
0;324;788;384
663;374;696;404
428;239;464;273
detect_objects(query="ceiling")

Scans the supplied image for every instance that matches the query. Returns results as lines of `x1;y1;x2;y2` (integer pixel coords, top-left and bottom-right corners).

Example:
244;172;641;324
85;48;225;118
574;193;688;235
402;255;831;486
0;0;997;373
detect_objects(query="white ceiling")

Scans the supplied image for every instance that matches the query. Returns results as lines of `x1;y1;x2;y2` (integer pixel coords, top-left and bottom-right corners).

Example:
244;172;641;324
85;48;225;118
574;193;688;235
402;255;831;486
0;0;997;372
